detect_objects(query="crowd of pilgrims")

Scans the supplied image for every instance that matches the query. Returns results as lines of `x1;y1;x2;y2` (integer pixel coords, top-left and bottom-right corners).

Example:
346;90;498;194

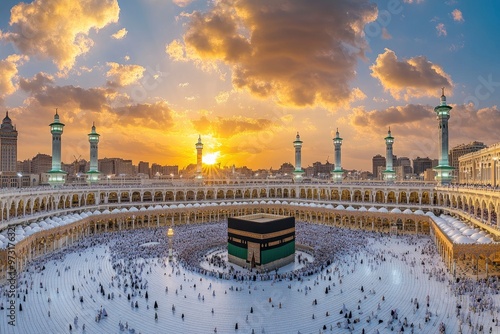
2;220;500;333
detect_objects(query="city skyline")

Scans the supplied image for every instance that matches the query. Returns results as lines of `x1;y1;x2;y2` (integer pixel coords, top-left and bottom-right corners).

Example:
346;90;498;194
1;0;500;171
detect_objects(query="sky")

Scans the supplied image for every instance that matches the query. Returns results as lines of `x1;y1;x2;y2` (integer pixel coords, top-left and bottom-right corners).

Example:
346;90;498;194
0;0;499;171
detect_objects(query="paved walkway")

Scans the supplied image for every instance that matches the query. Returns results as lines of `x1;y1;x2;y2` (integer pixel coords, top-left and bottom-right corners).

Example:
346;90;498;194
1;224;498;333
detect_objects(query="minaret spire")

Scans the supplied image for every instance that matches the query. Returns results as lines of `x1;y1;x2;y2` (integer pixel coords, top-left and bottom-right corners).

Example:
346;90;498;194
332;128;343;182
434;89;454;184
87;122;100;183
48;109;66;186
383;128;396;182
293;132;304;181
195;135;203;180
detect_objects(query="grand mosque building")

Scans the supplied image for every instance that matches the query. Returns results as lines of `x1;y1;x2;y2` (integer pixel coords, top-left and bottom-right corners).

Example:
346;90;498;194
1;91;500;283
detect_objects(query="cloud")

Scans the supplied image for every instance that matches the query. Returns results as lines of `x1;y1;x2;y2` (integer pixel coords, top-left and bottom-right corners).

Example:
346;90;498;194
111;101;174;129
381;27;392;40
451;9;464;22
0;54;28;101
19;72;113;112
172;0;195;7
436;23;447;36
351;104;434;128
0;0;119;71
106;62;145;87
370;49;452;100
111;28;128;39
18;72;54;93
403;0;424;3
167;0;377;108
192;115;273;138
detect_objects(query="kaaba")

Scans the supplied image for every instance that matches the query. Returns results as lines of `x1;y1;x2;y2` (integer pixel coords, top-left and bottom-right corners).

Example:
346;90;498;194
227;214;295;271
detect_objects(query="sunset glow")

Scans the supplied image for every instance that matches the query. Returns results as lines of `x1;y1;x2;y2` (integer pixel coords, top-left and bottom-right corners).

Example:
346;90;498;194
0;1;498;171
203;152;220;166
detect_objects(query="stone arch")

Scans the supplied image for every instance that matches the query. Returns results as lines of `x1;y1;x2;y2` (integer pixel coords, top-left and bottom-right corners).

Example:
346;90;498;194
154;191;163;202
144;191;153;202
121;192;130;203
108;192;118;203
353;190;362;202
375;191;384;203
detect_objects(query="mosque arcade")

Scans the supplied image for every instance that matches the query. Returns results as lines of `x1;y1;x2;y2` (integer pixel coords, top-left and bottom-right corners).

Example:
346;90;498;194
1;91;500;283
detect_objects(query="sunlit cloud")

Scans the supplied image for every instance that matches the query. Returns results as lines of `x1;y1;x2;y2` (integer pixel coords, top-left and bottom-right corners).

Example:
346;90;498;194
0;0;120;71
0;54;28;101
172;0;195;7
192;115;273;138
436;23;447;36
112;28;128;39
167;0;377;109
370;49;452;100
451;9;464;22
106;62;145;87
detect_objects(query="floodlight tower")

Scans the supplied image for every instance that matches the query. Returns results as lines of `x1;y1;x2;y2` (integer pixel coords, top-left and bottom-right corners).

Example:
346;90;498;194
332;128;343;182
433;88;454;185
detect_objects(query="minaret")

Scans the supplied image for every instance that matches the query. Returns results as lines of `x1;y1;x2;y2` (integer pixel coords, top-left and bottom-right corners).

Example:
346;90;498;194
86;122;100;183
48;109;67;186
332;128;343;182
383;128;396;182
433;88;454;185
293;132;304;181
195;135;203;179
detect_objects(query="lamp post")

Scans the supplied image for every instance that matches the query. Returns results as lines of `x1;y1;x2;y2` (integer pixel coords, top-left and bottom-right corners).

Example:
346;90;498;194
167;227;174;261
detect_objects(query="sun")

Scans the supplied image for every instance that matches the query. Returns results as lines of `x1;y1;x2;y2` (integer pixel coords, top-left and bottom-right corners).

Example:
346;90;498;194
203;152;220;165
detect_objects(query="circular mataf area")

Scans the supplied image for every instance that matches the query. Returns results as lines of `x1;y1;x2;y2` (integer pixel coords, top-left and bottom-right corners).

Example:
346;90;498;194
0;222;498;334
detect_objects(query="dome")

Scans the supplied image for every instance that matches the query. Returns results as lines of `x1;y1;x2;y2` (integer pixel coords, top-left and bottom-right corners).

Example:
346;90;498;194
470;233;483;240
462;229;476;236
378;207;388;213
477;237;492;244
368;207;378;212
403;209;413;214
129;207;139;212
391;208;402;214
454;236;474;244
346;206;356;211
336;205;345;210
358;206;367;212
1;111;14;130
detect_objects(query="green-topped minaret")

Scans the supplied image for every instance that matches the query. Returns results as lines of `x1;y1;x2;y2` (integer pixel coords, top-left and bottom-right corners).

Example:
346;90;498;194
332;128;343;182
86;122;100;184
433;88;454;185
48;109;67;186
383;128;396;182
293;132;304;181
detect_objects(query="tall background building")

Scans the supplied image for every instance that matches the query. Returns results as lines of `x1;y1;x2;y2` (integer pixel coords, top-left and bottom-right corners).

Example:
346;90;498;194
0;112;18;173
449;141;487;180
